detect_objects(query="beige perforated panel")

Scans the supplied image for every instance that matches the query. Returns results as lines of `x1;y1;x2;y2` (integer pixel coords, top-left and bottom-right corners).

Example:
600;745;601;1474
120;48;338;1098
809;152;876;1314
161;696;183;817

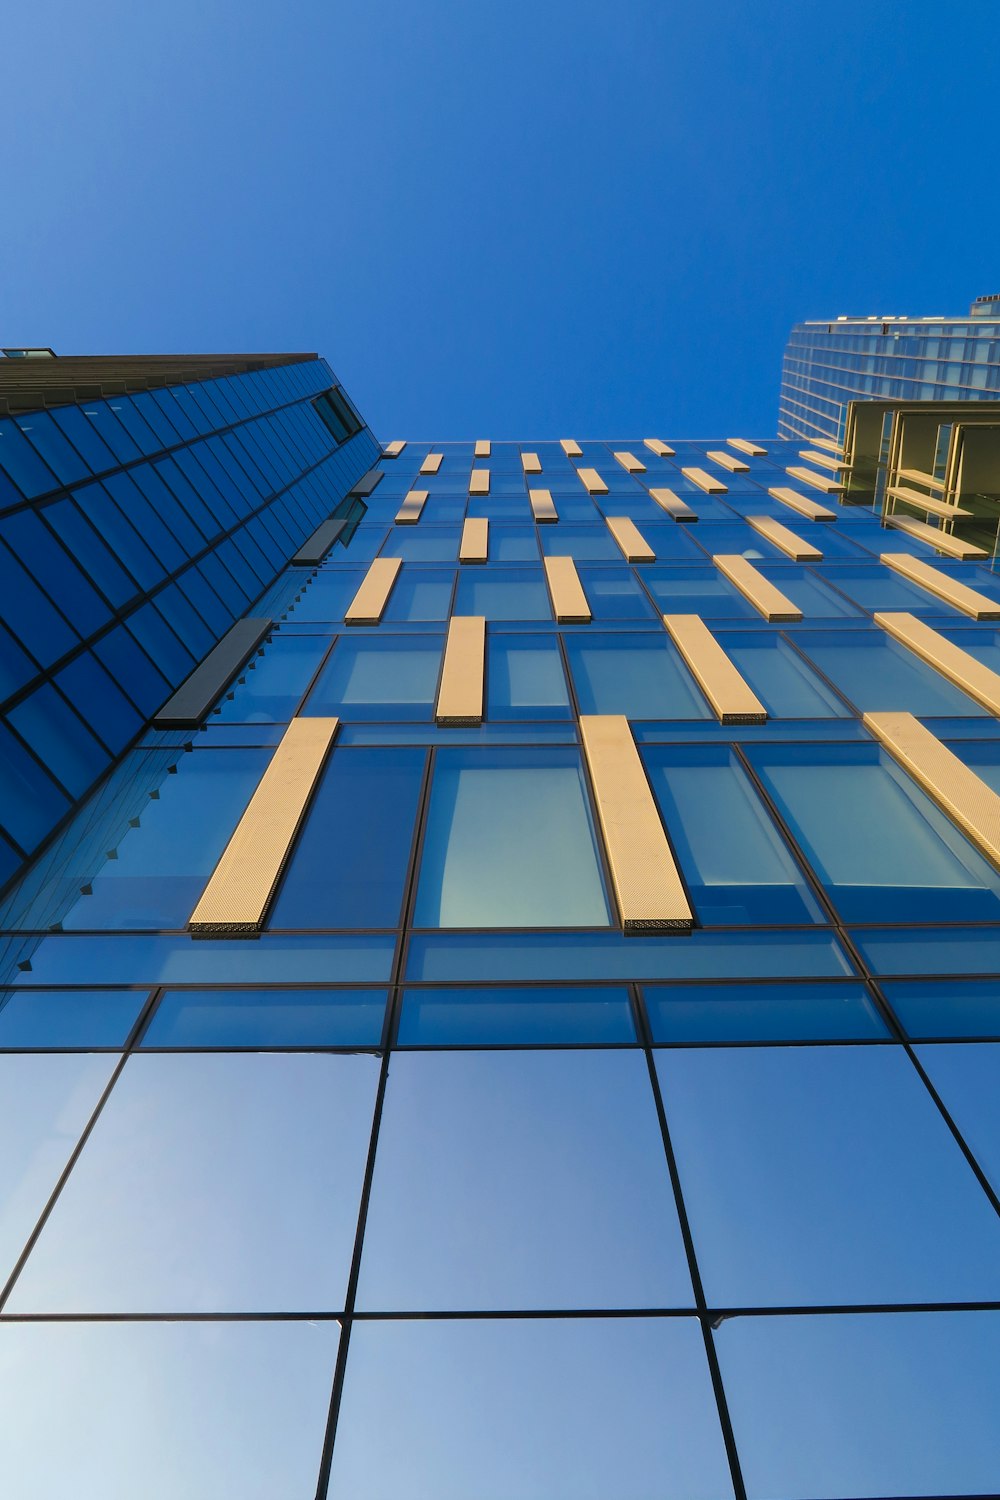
576;467;608;495
345;557;402;625
420;452;443;474
521;452;542;473
560;439;583;457
469;467;490;495
543;556;591;622
864;711;1000;871
663;614;767;724
644;438;675;456
189;717;339;937
436;617;486;725
706;449;749;473
880;554;1000;618
649;487;696;520
713;555;802;622
768;486;835;521
682;466;727;494
785;465;844;495
460;517;489;563
746;515;822;561
727;438;766;456
606;516;654;562
613;451;646;473
579;715;693;932
395;489;428;525
529;488;558;522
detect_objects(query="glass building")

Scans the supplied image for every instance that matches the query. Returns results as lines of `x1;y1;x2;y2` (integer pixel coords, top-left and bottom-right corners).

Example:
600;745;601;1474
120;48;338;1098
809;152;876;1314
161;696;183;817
780;293;1000;445
1;357;1000;1498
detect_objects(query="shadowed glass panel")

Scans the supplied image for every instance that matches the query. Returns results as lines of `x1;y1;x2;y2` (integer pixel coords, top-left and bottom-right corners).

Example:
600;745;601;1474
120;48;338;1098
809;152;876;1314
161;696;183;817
397;984;635;1045
141;987;386;1048
566;633;711;718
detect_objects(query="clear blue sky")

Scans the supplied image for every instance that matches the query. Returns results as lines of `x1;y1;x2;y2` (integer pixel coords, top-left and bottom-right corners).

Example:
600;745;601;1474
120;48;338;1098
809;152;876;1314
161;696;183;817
3;1;997;439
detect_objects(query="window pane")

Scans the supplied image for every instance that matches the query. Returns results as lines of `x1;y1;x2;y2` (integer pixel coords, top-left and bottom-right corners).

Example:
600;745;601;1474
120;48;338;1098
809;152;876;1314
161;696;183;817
269;747;425;928
0;989;146;1048
327;1317;734;1499
357;1050;688;1310
62;750;270;930
916;1042;1000;1196
746;743;1000;922
210;634;327;722
717;1311;1000;1500
454;567;551;620
790;630;989;715
645;979;887;1043
304;637;443;720
8;1053;379;1312
722;632;849;718
0;1054;116;1283
413;748;610;927
141;986;386;1048
486;634;570;720
883;978;1000;1038
656;1045;1000;1305
397;984;635;1045
565;633;711;718
643;745;823;924
382;568;454;622
0;1319;339;1500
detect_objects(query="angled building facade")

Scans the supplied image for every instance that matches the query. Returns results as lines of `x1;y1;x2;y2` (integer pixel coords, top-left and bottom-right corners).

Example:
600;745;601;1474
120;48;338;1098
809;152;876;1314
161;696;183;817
779;293;1000;445
0;370;1000;1498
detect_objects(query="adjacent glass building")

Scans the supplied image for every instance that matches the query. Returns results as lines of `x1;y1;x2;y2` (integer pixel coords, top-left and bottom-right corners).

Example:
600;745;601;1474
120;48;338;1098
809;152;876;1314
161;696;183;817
1;357;1000;1499
780;293;1000;445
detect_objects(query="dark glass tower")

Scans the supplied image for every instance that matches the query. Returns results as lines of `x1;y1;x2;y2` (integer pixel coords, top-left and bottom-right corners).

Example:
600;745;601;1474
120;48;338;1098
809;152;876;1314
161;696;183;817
0;375;999;1499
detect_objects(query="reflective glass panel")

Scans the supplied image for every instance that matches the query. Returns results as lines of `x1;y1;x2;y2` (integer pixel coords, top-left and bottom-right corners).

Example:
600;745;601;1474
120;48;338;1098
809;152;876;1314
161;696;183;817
789;630;988;715
657;1045;1000;1305
397;984;635;1045
327;1317;734;1499
357;1050;689;1310
643;745;823;924
0;989;146;1048
8;1052;379;1312
454;568;551;620
746;743;1000;922
645;979;887;1043
565;633;711;718
0;1053;116;1283
303;636;443;720
916;1042;1000;1196
0;1319;339;1500
882;978;1000;1038
141;987;386;1047
722;633;849;718
717;1311;1000;1500
486;635;571;720
269;747;424;928
413;748;610;927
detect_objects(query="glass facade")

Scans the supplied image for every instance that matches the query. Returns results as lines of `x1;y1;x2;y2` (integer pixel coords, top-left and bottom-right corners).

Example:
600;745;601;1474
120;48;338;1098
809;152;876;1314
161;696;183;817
780;310;1000;443
0;417;999;1497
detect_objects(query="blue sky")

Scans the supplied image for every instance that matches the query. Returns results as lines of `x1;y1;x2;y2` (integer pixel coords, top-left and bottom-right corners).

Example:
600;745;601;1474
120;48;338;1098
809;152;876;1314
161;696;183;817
3;0;997;438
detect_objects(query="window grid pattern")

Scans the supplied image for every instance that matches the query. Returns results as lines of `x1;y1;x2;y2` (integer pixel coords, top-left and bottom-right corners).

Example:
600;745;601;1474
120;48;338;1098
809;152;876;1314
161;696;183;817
1;435;1000;1497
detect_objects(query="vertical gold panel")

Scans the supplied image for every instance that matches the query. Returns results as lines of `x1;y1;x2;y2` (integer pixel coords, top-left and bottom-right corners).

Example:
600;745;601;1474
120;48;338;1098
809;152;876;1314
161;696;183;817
436;616;486;725
576;466;608;495
345;557;402;624
682;466;728;494
875;613;1000;714
644;438;675;457
460;516;489;563
727;438;766;456
579;715;693;932
521;451;543;473
864;711;1000;870
420;452;443;475
189;717;339;937
713;555;802;621
613;450;647;473
530;487;558;523
395;489;428;524
880;552;1000;618
663;614;767;724
768;486;836;521
469;467;490;495
885;515;987;559
560;439;583;457
384;440;406;456
606;516;654;562
543;555;591;621
746;514;822;561
785;465;844;494
475;440;491;457
706;449;749;473
649;487;697;521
